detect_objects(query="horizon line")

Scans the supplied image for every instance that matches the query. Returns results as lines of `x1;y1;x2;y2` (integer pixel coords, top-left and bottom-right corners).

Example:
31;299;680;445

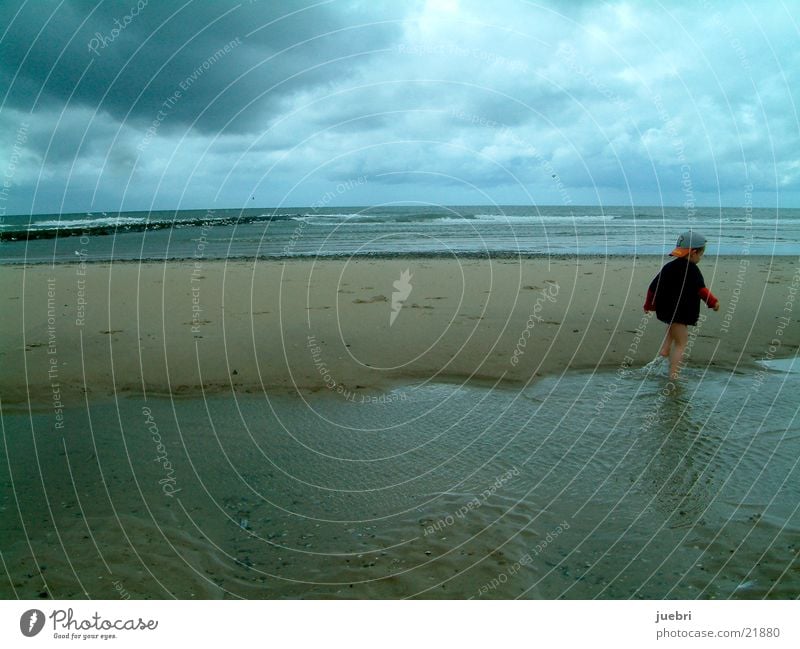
3;202;787;219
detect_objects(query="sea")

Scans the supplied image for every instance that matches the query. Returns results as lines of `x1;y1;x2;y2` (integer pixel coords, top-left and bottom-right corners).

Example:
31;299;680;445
2;204;799;263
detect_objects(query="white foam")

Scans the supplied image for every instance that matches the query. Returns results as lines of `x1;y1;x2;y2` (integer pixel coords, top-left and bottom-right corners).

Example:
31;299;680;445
639;355;668;376
31;216;148;229
756;356;799;374
473;213;619;223
292;212;622;226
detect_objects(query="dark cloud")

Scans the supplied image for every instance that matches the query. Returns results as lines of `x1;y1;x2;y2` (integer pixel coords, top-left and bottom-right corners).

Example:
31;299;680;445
0;1;406;134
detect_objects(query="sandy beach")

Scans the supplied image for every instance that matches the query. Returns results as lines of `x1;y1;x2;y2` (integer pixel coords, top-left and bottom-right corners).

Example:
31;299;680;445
2;255;798;405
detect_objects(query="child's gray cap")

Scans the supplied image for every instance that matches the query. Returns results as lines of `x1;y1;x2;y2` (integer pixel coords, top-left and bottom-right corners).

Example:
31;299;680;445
675;230;707;249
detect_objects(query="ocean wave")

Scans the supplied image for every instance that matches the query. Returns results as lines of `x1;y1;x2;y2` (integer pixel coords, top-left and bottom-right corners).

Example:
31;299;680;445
294;212;623;226
0;212;301;241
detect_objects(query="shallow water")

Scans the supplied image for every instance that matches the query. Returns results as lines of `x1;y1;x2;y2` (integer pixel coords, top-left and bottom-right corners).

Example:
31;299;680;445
1;362;799;599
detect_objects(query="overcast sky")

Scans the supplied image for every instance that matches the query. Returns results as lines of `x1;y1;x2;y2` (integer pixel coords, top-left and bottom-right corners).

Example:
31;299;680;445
1;0;798;215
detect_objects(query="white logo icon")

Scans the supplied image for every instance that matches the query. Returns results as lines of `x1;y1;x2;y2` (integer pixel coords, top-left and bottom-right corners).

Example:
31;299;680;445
390;268;413;326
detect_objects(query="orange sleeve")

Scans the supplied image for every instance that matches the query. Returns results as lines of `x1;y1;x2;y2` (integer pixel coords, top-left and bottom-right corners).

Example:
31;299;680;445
643;287;656;312
698;287;718;309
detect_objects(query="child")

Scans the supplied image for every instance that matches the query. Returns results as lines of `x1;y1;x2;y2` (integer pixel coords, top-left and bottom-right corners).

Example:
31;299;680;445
644;231;720;379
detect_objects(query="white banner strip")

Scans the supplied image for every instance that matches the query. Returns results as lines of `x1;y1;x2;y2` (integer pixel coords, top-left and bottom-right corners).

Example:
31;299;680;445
1;600;798;648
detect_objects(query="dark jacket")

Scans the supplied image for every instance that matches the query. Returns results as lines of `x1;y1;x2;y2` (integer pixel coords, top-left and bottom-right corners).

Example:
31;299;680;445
644;257;718;325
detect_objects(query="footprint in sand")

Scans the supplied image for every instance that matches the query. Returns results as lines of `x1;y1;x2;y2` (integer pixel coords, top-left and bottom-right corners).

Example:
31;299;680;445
353;295;388;304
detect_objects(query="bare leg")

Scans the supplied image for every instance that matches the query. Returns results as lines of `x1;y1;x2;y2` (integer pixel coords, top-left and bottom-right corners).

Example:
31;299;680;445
658;327;671;358
667;323;688;380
